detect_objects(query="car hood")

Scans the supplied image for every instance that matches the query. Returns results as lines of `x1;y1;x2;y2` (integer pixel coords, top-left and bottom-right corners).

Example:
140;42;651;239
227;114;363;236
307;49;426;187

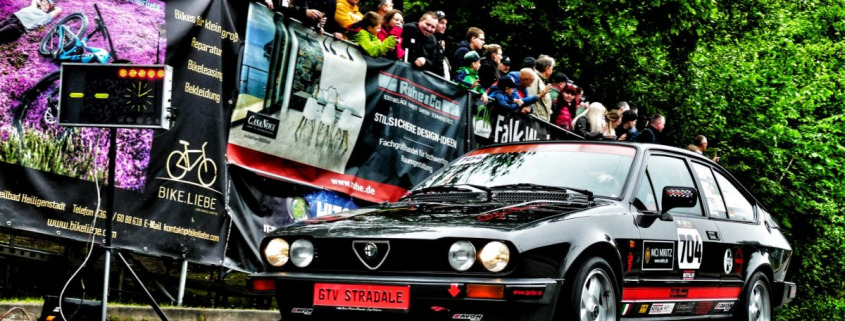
270;200;598;238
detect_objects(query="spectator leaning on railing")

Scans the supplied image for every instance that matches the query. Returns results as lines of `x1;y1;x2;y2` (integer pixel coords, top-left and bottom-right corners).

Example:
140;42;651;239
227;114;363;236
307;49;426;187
488;76;532;115
348;12;397;58
401;11;445;77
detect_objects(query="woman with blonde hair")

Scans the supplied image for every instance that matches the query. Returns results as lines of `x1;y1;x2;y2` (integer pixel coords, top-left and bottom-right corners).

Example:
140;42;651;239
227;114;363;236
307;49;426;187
572;102;606;140
602;109;623;140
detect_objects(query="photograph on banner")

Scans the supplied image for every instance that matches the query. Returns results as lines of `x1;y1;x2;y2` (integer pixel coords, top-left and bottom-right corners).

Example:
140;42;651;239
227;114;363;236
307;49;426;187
0;0;165;191
229;5;366;174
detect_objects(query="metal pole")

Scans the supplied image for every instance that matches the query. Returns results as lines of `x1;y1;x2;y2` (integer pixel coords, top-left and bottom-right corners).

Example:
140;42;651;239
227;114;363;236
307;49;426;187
177;260;188;306
102;128;118;321
101;250;111;321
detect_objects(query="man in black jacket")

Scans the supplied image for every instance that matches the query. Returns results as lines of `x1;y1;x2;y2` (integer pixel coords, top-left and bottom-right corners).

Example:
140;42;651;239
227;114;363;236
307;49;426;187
401;11;444;77
635;114;665;144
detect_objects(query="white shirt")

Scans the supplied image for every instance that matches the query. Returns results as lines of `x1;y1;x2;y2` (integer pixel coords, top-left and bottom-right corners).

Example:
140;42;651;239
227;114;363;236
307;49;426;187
14;0;52;31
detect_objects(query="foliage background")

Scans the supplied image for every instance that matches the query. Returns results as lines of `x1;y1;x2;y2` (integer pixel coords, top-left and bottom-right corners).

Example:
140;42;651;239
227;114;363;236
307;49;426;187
404;0;845;318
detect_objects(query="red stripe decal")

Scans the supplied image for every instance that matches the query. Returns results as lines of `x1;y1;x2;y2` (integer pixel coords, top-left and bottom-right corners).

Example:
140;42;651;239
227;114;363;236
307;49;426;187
622;287;741;301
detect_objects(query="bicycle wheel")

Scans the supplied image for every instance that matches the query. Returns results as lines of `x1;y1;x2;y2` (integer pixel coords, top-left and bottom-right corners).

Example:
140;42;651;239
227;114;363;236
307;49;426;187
166;151;190;180
197;158;218;187
14;71;66;141
39;12;88;57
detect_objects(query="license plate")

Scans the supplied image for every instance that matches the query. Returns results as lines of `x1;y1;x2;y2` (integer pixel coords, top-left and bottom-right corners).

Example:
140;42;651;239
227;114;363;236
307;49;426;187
313;283;410;310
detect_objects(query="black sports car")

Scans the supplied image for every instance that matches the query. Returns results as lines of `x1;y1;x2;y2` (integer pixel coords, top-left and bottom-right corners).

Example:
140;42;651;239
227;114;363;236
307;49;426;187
248;141;796;321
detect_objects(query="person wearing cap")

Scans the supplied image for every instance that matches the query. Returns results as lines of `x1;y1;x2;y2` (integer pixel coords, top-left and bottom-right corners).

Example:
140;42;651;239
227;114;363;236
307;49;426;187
498;55;511;75
402;11;444;77
433;10;451;79
455;51;488;103
335;0;363;30
451;27;484;74
488;76;532;115
0;0;61;44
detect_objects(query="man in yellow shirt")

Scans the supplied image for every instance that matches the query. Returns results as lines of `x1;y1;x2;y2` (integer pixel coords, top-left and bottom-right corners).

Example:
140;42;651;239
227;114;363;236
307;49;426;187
335;0;363;29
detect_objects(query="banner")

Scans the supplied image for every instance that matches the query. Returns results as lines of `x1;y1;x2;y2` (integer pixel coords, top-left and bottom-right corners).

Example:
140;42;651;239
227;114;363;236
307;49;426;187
471;103;582;148
225;165;363;271
0;0;236;265
227;12;471;203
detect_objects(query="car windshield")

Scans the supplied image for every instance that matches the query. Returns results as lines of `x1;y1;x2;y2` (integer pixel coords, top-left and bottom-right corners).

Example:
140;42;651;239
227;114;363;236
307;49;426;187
417;144;637;198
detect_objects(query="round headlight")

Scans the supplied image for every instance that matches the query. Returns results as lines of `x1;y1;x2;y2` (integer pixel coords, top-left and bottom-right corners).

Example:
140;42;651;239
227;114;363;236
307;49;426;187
479;241;510;272
264;238;290;267
448;240;476;271
290;239;315;267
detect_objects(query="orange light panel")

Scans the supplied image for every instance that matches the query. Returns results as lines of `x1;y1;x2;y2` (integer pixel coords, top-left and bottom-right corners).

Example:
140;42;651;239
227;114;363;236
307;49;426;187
148;69;156;78
251;278;276;292
139;69;147;77
119;69;127;78
629;240;635;248
129;69;137;77
45;316;56;321
466;284;504;299
157;70;165;78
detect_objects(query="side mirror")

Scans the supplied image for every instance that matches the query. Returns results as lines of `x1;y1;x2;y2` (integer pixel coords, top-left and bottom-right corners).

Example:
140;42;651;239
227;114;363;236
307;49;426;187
661;186;698;215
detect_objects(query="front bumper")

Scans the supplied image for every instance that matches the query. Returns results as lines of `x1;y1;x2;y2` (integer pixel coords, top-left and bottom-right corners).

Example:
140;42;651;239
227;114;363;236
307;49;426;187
249;272;562;321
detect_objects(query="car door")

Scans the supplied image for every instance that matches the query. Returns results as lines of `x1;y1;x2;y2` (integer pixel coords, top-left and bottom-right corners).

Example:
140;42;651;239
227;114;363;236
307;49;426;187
692;163;764;314
622;152;726;318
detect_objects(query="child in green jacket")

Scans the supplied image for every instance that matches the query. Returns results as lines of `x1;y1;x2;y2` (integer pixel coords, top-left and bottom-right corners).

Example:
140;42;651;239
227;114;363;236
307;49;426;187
349;12;396;57
456;51;488;103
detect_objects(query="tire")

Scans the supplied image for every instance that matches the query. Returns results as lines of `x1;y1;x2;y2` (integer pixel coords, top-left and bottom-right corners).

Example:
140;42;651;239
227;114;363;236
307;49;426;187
733;272;772;321
39;12;88;57
562;257;619;321
14;71;64;141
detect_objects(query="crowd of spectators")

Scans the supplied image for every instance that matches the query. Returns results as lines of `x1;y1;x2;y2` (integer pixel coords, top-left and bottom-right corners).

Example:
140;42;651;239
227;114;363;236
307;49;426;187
261;1;717;155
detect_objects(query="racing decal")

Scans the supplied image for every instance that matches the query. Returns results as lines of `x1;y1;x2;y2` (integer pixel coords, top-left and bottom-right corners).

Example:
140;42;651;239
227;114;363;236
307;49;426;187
649;303;675;315
695;302;714;315
622;287;741;301
714;302;735;312
670;288;690;298
620;303;632;316
723;249;733;274
452;314;483;321
642;241;674;270
677;228;703;269
674;302;696;315
291;308;313;315
453;155;486;166
683;270;695;280
638;304;650;314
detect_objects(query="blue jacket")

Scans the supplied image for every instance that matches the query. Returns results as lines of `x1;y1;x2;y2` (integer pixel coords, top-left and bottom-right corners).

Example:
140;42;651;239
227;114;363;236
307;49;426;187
488;84;536;113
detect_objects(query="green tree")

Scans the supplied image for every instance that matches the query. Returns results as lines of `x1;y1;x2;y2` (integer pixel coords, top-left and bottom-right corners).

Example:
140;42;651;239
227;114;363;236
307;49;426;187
405;0;845;318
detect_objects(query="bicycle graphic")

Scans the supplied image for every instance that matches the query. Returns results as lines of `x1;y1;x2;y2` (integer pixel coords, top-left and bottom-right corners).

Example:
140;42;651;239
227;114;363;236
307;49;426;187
166;140;218;187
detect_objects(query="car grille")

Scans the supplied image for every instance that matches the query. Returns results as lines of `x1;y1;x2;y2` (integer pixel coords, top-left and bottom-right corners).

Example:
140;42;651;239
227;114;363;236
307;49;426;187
408;192;487;203
492;191;571;202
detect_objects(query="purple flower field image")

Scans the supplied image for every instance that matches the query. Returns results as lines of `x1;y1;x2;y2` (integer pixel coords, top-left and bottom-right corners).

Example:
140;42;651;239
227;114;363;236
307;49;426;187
0;0;165;192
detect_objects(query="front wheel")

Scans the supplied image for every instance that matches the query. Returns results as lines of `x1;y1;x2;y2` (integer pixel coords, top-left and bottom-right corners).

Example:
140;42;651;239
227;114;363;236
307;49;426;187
734;272;772;321
563;257;619;321
39;12;88;57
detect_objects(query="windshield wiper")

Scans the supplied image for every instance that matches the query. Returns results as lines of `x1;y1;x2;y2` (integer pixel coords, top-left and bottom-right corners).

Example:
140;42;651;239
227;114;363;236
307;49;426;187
405;184;492;201
490;183;594;202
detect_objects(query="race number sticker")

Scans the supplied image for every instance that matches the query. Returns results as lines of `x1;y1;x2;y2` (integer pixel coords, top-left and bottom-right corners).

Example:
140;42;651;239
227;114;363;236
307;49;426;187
677;228;703;269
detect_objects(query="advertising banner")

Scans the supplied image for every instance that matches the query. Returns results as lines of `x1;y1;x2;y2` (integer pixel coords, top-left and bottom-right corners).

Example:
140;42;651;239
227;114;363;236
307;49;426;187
225;166;363;271
0;0;236;265
471;102;582;148
227;11;472;203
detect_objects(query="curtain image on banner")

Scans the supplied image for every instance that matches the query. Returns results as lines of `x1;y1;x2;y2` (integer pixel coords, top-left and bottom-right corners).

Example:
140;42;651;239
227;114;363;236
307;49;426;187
229;6;366;175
